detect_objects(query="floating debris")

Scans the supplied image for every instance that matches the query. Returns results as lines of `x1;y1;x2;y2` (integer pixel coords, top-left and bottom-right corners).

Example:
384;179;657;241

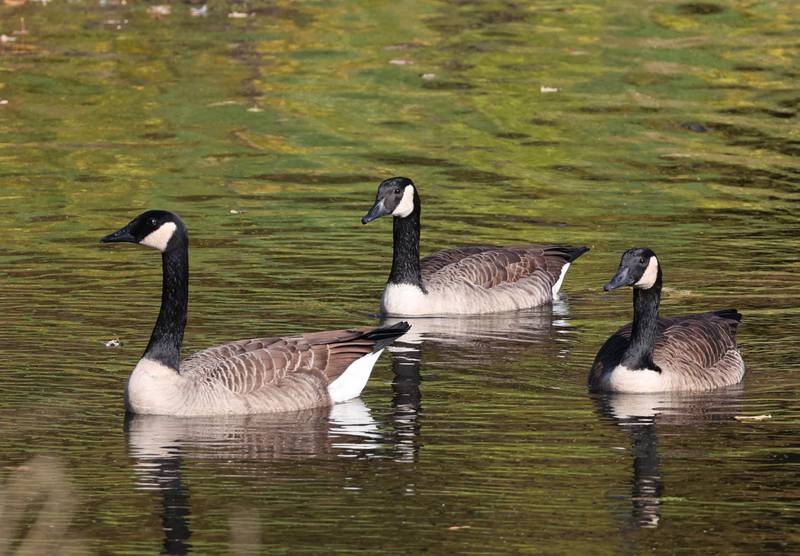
229;209;239;214
447;525;471;531
246;105;263;113
207;100;240;107
540;85;560;93
681;121;710;133
3;464;31;471
734;414;771;421
15;17;28;35
105;338;122;348
0;100;9;105
389;59;414;65
420;73;436;80
103;18;128;30
148;5;171;18
227;11;251;18
0;35;16;43
190;4;207;17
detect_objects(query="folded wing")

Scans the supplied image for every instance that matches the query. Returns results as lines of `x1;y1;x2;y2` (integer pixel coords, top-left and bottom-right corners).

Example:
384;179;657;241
181;323;409;397
590;310;742;390
422;244;586;291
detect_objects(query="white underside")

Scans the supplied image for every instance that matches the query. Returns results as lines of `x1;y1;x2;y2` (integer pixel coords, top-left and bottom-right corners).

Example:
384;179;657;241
128;349;384;415
381;283;431;316
380;277;560;317
327;349;383;404
599;364;670;393
126;357;188;415
551;262;570;297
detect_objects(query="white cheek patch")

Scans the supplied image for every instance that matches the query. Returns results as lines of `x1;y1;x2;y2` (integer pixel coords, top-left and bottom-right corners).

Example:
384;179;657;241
635;257;659;289
392;185;415;218
140;222;177;252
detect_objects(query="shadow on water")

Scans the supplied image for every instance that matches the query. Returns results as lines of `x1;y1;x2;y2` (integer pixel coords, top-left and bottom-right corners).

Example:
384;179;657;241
592;386;744;531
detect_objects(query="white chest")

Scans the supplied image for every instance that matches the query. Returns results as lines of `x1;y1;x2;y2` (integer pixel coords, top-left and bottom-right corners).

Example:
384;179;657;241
126;358;188;415
600;364;668;393
381;283;430;316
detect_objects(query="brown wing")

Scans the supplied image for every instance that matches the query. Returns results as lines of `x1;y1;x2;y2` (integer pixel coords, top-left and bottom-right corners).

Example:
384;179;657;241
181;322;410;396
589;311;742;389
420;246;496;276
421;244;586;290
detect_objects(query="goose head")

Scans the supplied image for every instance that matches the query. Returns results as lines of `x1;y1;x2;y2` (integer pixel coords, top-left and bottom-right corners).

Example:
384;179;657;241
604;248;660;291
101;210;186;252
362;177;418;224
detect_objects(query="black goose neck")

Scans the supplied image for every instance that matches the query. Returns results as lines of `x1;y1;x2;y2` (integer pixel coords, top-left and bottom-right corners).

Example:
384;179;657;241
389;197;424;290
621;269;662;370
144;243;189;371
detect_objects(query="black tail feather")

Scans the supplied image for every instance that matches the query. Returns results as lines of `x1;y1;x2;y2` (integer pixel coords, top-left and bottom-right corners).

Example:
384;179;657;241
363;321;411;351
546;245;590;262
713;309;742;322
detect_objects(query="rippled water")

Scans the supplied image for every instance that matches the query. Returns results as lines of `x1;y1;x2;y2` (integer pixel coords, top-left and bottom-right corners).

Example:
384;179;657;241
0;1;798;553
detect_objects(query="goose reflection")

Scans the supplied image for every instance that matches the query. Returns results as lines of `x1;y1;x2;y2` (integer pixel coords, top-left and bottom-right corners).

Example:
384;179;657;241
593;386;744;529
383;302;574;463
126;398;382;554
382;300;571;350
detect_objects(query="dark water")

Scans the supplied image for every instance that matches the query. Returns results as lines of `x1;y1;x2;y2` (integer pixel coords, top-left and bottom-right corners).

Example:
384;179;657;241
0;1;798;553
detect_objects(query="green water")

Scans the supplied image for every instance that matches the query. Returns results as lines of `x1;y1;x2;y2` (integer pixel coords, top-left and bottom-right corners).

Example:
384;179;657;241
0;0;798;553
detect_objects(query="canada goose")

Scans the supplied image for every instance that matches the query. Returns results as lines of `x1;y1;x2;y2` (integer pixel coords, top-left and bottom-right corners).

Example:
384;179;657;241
101;210;410;416
361;177;589;316
588;248;745;393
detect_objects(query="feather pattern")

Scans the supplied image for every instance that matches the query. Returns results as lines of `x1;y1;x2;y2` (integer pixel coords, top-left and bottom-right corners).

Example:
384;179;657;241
104;210;410;417
588;249;745;393
381;244;587;316
589;311;744;393
423;244;580;291
127;325;410;416
363;178;588;316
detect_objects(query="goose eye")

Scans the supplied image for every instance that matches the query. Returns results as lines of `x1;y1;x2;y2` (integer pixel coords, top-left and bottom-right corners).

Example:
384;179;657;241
149;217;158;227
394;188;401;194
639;257;645;264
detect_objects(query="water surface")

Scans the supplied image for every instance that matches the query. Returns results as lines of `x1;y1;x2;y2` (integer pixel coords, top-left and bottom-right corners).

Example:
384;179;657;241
0;1;798;553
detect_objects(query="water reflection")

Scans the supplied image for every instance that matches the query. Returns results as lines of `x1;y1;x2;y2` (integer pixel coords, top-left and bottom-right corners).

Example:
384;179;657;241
127;399;382;465
0;455;87;555
383;303;573;463
593;387;744;529
126;399;383;554
386;340;423;465
381;301;571;348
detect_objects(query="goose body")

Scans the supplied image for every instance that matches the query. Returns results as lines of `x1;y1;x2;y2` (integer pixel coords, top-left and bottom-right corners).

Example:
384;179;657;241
588;248;744;393
362;177;588;316
102;210;409;416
